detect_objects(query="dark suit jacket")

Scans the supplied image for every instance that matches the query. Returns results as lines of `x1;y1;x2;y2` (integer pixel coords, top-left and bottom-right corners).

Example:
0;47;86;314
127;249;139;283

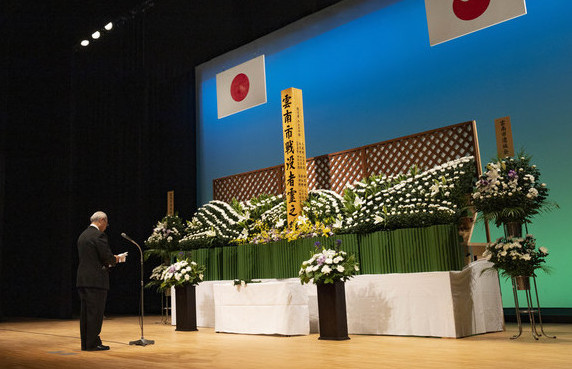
76;225;117;290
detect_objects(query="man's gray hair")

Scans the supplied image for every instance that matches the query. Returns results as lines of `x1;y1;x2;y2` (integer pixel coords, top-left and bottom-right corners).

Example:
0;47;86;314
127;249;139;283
90;211;108;223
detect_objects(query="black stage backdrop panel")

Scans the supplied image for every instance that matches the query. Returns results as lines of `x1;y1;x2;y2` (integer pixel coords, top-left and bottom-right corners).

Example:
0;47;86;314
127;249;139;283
0;0;343;318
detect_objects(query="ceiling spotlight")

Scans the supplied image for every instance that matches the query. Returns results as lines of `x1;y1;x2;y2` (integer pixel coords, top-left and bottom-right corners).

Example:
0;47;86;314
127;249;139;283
104;22;113;31
81;40;90;47
92;31;101;39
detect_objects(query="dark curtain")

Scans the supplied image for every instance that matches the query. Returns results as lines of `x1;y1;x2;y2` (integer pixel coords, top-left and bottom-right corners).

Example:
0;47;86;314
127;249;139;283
0;153;4;320
1;2;77;318
0;0;343;319
0;2;7;321
70;12;197;315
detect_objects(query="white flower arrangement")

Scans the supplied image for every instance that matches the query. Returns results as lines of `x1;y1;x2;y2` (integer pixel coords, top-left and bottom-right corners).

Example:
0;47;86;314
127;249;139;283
157;258;206;291
149;157;476;249
144;214;184;257
472;153;554;226
299;241;359;285
339;156;475;233
482;234;549;278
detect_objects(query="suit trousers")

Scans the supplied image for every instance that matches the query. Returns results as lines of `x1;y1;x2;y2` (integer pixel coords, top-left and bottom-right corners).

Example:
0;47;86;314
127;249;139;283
78;287;108;350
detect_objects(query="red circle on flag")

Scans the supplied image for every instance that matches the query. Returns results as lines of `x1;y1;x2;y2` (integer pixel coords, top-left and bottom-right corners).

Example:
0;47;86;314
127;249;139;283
230;73;250;102
452;0;491;21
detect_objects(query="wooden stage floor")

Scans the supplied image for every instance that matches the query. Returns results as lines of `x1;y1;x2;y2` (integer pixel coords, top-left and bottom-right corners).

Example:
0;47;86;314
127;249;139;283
1;315;571;368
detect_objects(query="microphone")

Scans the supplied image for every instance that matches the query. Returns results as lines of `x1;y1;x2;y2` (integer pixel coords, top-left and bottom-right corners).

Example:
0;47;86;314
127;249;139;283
121;232;135;243
121;231;155;346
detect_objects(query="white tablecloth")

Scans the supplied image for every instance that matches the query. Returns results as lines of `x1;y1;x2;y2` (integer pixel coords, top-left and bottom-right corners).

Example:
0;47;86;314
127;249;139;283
213;281;310;335
171;280;234;327
331;260;504;338
172;260;503;338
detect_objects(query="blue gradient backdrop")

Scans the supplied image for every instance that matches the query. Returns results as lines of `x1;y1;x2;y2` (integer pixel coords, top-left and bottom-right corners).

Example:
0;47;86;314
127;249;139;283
196;0;572;308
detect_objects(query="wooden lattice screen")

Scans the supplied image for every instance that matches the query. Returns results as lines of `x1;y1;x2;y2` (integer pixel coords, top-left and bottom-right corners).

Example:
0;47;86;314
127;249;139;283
213;121;482;202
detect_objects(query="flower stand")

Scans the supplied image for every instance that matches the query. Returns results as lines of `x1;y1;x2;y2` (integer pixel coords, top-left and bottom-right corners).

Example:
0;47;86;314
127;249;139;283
175;285;198;331
161;289;171;324
316;281;350;340
510;275;555;340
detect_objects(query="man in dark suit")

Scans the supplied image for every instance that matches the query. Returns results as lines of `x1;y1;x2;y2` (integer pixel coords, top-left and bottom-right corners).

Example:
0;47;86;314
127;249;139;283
76;211;120;351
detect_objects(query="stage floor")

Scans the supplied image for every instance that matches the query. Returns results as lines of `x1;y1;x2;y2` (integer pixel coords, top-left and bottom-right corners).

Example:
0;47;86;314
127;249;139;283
1;315;571;368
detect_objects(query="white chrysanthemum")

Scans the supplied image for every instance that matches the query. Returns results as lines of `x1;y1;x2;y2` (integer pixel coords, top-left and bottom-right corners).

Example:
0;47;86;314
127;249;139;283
527;188;539;198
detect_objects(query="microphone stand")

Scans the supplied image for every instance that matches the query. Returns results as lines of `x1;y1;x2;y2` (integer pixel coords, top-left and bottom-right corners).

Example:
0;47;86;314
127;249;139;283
121;233;155;346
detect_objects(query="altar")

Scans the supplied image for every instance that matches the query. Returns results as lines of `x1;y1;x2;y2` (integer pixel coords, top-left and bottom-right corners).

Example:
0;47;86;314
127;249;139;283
171;260;503;338
213;281;309;335
334;259;503;338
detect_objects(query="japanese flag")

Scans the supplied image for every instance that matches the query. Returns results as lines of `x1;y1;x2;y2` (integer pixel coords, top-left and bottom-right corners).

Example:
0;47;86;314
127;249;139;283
425;0;527;46
216;55;267;119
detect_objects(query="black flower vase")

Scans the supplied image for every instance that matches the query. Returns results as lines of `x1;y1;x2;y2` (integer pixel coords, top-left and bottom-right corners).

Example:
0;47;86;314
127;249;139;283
175;285;198;331
316;280;350;340
504;222;523;238
514;275;531;290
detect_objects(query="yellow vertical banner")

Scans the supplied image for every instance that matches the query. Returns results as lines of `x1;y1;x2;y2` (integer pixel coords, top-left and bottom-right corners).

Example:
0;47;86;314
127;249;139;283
494;116;515;158
281;87;308;226
167;190;175;216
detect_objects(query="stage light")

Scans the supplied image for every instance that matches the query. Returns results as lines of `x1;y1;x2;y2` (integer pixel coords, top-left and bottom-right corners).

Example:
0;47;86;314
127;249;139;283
75;1;155;51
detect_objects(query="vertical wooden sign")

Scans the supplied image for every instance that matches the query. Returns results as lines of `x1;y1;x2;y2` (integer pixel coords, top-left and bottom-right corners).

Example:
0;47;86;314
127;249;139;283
494;116;515;158
167;190;175;216
281;87;308;226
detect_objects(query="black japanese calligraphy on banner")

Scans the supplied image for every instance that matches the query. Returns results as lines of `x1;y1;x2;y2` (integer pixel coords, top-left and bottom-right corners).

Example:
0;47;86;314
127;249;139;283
286;155;295;170
167;190;175;216
281;87;308;226
283;110;292;124
494;116;514;158
287;171;296;187
282;94;292;109
285;140;294;154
